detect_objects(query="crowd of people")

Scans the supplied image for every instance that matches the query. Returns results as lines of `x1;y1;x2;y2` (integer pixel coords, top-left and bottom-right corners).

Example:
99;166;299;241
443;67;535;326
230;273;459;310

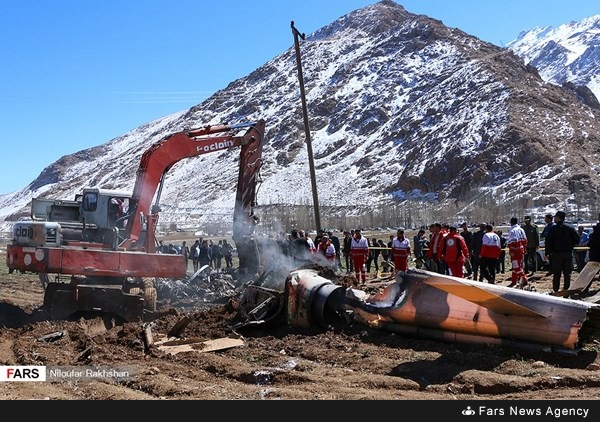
277;211;600;293
157;237;234;273
159;211;600;294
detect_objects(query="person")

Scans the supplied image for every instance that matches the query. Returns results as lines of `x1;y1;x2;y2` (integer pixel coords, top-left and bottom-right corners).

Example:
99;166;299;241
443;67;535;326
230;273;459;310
479;224;502;284
222;239;234;268
110;197;127;227
328;231;342;270
198;239;211;268
470;223;486;281
387;234;394;267
496;230;507;274
413;229;428;269
314;229;325;246
290;229;311;265
521;216;540;275
157;240;169;253
391;228;411;273
379;238;390;263
377;239;390;272
507;217;528;288
540;213;555;275
540;213;554;239
440;226;469;278
211;240;223;271
190;239;201;272
366;238;380;274
569;225;598;294
350;228;370;284
303;230;317;254
544;211;580;293
427;223;446;274
316;234;337;269
460;223;474;277
575;225;590;272
342;230;353;273
180;240;190;271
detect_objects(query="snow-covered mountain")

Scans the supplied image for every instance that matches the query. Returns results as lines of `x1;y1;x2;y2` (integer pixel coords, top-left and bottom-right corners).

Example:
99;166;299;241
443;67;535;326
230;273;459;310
1;0;599;233
507;14;600;102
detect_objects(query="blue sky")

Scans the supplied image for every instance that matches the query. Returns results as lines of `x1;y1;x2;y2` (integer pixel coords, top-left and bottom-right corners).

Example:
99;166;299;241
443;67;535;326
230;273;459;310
0;0;598;195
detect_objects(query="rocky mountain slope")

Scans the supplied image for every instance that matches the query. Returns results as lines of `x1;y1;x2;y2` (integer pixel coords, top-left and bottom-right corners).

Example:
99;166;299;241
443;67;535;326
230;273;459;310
1;0;599;232
507;14;600;102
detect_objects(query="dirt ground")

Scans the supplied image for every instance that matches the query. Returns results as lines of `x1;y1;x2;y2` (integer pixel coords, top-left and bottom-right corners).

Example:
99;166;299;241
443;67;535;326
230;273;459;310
2;252;600;401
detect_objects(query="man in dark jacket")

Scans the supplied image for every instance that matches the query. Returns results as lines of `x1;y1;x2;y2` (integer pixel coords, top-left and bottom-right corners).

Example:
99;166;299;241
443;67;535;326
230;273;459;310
521;216;540;275
540;213;555;275
544;211;580;293
460;223;473;276
342;231;353;273
470;223;486;281
290;229;310;265
586;223;600;263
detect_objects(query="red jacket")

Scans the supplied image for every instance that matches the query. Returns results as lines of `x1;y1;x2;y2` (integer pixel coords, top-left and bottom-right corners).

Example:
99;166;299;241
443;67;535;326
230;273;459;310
350;236;369;259
480;232;502;259
441;232;469;263
427;231;446;260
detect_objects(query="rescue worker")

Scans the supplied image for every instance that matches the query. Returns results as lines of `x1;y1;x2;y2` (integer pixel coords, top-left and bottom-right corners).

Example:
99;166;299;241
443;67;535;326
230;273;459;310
479;224;502;284
441;226;470;278
350;228;369;284
316;235;337;269
427;223;446;274
507;216;528;288
391;228;411;273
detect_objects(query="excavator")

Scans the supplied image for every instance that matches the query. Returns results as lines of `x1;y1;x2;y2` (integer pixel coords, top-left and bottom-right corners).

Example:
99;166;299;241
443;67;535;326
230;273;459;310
5;119;266;322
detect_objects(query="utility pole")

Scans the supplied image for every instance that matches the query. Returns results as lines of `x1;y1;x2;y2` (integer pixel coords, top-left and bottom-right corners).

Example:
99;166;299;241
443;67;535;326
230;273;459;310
291;21;321;232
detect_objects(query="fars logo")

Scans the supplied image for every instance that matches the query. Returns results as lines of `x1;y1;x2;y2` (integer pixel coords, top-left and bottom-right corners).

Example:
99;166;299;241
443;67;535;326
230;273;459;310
0;366;46;382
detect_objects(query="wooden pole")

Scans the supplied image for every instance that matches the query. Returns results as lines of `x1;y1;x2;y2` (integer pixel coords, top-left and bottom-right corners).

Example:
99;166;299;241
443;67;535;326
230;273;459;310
291;21;321;232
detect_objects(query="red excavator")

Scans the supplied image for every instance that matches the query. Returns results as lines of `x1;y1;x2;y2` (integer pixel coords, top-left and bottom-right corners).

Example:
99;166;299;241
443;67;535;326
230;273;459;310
5;119;265;322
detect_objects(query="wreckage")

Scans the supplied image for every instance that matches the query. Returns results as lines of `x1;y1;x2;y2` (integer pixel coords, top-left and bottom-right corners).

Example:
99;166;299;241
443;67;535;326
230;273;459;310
233;268;600;353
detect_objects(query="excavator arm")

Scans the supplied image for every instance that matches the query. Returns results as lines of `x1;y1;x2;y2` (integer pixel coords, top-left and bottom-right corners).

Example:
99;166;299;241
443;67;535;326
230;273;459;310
232;121;265;275
120;120;265;253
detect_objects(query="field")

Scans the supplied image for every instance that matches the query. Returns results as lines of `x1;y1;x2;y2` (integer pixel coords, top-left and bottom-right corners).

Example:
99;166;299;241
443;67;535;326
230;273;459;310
2;238;600;401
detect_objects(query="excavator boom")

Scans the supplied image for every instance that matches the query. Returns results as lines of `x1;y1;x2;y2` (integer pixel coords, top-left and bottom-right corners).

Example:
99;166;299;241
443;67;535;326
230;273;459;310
122;120;265;252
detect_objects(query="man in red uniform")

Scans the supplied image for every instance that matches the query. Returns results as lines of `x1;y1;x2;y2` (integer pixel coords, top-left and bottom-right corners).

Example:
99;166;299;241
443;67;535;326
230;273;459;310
427;223;448;274
441;226;470;278
350;228;370;284
391;228;411;273
317;235;337;269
